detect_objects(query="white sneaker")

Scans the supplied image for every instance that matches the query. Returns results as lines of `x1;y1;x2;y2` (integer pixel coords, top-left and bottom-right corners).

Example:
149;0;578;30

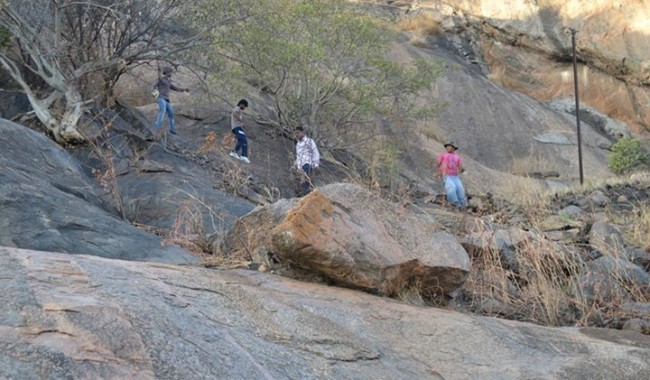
229;151;240;159
240;156;250;164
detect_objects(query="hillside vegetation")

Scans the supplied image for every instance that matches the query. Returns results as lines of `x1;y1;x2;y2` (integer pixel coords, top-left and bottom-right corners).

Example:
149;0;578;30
1;1;650;377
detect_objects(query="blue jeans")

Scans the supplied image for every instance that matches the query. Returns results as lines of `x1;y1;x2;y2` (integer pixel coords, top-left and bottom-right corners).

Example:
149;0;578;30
232;127;248;157
444;175;466;207
301;163;313;196
155;98;175;132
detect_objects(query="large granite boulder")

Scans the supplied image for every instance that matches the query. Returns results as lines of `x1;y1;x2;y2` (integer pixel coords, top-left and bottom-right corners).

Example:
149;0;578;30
1;247;649;379
224;183;471;297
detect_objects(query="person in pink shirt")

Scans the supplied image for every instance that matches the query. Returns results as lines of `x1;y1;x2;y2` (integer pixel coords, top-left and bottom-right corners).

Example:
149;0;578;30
436;141;466;208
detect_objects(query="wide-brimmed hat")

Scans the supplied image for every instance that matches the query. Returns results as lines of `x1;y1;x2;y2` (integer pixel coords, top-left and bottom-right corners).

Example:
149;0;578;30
444;141;458;150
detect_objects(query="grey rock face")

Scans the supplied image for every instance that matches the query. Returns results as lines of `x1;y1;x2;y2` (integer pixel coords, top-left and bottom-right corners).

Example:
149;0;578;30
0;119;197;264
559;205;585;218
533;132;576;145
586;257;650;290
1;247;649;380
0;90;30;120
589;221;625;254
70;106;256;235
626;247;650;271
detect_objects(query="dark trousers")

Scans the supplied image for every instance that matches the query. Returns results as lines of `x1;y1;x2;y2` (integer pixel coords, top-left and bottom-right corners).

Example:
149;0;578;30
301;163;313;196
232;127;248;157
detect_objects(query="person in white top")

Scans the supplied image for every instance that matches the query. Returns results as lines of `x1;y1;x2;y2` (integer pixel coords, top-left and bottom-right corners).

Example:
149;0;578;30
294;127;320;196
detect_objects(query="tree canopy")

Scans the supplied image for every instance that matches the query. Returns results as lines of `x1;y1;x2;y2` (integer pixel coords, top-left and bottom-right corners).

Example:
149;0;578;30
202;0;443;139
1;0;442;145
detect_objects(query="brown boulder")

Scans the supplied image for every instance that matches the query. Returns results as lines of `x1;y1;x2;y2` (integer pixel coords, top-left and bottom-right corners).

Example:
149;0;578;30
224;184;471;297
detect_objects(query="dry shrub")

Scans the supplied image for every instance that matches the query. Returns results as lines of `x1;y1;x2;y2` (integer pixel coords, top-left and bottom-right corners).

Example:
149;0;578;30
198;131;219;153
85;120;126;219
221;133;236;151
164;202;213;255
515;239;583;325
223;165;251;194
632;204;650;249
390;12;442;47
163;192;233;257
202;255;252;269
463;220;583;326
408;35;429;48
257;184;282;204
572;249;650;328
396;283;426;307
464;204;650;330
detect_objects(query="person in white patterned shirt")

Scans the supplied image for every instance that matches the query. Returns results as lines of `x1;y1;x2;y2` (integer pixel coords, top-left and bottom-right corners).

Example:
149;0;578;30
294;127;320;196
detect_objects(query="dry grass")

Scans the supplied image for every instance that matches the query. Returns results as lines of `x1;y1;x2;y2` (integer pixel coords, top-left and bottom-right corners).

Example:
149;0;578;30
630;204;650;249
165;201;213;255
163;191;231;257
391;12;442;48
502;170;650;209
486;64;524;90
222;165;252;194
463;178;650;330
463;220;583;326
418;118;445;144
507;152;558;177
394;12;442;36
501;176;552;209
197;131;219;154
606;202;650;250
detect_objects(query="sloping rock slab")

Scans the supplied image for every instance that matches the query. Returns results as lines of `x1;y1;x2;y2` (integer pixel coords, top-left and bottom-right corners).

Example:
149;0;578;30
1;247;649;379
0;119;196;264
225;183;470;297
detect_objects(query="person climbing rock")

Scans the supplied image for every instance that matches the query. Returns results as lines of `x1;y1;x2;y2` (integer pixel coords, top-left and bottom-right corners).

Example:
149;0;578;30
436;140;466;208
229;99;250;163
294;126;320;196
151;66;189;135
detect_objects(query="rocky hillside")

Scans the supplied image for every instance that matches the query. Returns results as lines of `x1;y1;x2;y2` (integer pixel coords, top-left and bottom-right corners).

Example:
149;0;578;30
2;112;650;377
2;246;649;379
380;0;650;134
2;1;650;378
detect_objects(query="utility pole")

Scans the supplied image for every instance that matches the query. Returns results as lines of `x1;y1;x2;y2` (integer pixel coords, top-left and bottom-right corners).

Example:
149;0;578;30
570;28;584;185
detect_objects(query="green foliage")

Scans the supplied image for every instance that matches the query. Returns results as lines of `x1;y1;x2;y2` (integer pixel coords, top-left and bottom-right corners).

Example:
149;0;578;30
0;27;10;48
202;0;444;137
608;137;649;174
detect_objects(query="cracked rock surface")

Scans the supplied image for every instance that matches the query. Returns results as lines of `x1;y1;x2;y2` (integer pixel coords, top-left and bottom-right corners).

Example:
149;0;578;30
2;247;649;379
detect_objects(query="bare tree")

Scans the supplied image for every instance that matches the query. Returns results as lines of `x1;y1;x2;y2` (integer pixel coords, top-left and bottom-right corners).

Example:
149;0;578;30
0;0;236;143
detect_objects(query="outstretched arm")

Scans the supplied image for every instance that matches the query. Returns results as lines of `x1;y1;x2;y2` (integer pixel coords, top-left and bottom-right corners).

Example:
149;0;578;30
170;82;189;92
